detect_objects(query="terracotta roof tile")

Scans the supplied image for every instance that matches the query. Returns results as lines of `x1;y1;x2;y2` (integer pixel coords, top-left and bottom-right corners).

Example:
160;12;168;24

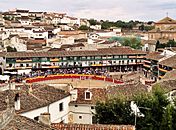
156;17;176;24
2;47;146;58
71;82;148;104
52;123;135;130
145;52;164;61
107;82;148;99
154;79;176;92
70;88;107;104
159;55;176;68
2;114;52;130
0;84;70;113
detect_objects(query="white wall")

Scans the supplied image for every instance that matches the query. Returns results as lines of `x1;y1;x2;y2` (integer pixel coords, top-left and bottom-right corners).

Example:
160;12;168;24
20;96;70;123
69;104;95;124
96;31;116;37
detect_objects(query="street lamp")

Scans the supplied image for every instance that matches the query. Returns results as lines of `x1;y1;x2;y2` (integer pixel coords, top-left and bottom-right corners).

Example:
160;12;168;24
131;101;151;128
134;106;151;127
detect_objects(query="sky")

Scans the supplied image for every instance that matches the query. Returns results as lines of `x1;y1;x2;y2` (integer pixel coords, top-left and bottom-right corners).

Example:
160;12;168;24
1;0;176;22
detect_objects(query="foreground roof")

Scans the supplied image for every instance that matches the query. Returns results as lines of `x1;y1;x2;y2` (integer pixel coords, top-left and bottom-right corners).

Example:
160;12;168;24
70;82;148;105
0;84;70;113
70;88;107;105
2;114;52;130
52;123;135;130
107;82;148;99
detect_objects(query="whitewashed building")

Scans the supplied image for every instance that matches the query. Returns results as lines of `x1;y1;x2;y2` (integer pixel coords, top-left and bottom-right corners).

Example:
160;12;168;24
69;88;106;124
0;84;71;123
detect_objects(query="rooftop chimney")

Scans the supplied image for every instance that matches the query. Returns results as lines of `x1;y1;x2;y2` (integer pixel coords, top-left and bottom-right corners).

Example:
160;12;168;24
39;113;51;126
70;89;78;101
14;93;20;110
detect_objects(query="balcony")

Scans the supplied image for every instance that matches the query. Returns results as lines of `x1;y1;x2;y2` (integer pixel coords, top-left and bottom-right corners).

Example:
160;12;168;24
16;59;32;63
143;64;150;68
91;64;103;66
42;66;60;69
159;68;168;73
50;58;60;62
144;60;151;64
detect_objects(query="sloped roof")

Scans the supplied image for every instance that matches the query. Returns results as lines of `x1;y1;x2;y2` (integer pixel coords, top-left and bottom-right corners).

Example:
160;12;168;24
70;88;107;105
163;69;176;80
153;79;176;92
107;82;148;99
159;55;176;68
70;82;148;105
2;114;52;130
1;47;146;58
0;84;70;113
156;17;176;24
145;52;164;61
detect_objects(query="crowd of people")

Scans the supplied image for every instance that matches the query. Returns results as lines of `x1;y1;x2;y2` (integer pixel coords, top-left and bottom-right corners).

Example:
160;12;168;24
11;68;110;83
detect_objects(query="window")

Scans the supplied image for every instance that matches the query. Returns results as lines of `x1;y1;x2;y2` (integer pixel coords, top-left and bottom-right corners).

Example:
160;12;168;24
75;105;78;107
91;106;95;109
59;102;63;111
26;64;29;67
85;90;92;100
86;92;90;99
79;116;82;119
20;64;23;67
87;57;91;60
34;116;39;121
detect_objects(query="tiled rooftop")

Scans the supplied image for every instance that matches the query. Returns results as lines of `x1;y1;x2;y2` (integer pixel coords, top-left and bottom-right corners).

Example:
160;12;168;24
70;82;148;105
0;84;70;113
145;52;164;61
156;17;176;24
52;123;135;130
159;55;176;68
2;115;52;130
0;47;146;58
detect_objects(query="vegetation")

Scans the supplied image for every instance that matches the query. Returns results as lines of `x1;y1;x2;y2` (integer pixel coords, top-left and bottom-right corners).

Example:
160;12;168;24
88;19;100;25
95;86;176;130
100;20;142;30
139;24;155;31
109;37;142;49
6;46;17;52
78;25;90;30
155;40;176;50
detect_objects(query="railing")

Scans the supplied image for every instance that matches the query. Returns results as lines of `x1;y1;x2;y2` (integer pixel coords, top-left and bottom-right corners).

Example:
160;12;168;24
25;74;124;84
159;68;168;73
143;64;150;68
50;58;60;62
16;59;32;63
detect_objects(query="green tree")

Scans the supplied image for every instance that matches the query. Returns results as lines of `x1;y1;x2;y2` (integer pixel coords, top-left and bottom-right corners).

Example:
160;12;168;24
6;46;17;52
78;25;89;30
95;85;176;130
122;37;141;49
88;19;98;25
95;96;134;125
